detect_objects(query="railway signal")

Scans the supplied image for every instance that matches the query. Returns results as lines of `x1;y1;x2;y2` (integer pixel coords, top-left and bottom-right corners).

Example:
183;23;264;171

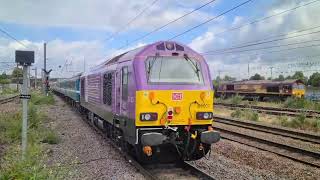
15;50;34;160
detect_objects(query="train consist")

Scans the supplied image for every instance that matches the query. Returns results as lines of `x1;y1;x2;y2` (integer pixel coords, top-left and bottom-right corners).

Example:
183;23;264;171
216;79;305;100
52;41;220;163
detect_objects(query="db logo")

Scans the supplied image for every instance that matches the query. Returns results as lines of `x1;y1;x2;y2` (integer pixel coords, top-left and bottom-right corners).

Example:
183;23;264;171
172;92;183;101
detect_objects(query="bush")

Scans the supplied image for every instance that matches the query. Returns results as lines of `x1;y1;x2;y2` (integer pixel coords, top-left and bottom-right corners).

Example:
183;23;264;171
42;130;60;144
0;100;64;179
231;109;259;121
30;92;55;105
0;87;18;95
230;95;243;105
283;97;320;111
0;113;22;143
231;109;242;118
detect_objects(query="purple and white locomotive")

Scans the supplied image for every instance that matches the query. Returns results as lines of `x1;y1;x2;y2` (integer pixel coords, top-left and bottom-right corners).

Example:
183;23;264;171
52;41;220;163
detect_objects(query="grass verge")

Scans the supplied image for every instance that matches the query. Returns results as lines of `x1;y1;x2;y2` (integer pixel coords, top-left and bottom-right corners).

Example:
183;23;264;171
0;92;67;179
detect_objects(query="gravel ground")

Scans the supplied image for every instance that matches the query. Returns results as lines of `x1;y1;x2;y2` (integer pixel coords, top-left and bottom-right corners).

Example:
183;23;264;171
192;139;320;180
0;99;20;114
41;96;145;179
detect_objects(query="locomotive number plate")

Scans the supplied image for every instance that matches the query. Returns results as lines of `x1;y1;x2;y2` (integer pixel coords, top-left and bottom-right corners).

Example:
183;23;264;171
172;92;183;101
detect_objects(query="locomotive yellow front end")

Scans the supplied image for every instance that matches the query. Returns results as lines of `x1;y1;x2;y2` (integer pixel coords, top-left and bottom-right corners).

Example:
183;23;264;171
135;90;219;162
133;42;220;162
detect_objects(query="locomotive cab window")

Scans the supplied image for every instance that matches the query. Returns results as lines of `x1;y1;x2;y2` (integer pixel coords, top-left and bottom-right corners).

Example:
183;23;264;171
145;56;204;84
122;67;129;101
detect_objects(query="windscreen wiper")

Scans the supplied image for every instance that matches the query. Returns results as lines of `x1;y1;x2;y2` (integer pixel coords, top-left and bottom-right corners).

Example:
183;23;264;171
184;54;201;80
147;54;159;81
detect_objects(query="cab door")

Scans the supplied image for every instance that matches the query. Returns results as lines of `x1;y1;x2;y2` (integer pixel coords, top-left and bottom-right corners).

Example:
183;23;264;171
120;66;129;116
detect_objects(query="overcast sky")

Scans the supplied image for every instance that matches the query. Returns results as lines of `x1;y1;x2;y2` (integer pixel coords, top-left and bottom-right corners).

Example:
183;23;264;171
0;0;320;79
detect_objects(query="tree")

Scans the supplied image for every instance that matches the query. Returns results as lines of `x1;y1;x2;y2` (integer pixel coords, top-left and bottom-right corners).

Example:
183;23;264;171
274;75;285;81
289;71;308;84
250;73;265;80
0;72;10;84
308;72;320;87
12;67;23;78
292;71;304;80
223;75;236;81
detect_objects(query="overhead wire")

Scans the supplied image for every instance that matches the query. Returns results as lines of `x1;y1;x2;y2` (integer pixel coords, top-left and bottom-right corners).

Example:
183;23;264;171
168;0;254;40
204;42;320;57
202;26;320;54
204;39;320;55
208;0;320;38
104;0;160;42
0;27;28;48
117;0;218;50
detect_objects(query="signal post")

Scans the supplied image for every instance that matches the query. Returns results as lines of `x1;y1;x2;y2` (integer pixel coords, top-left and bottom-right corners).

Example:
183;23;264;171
15;50;34;159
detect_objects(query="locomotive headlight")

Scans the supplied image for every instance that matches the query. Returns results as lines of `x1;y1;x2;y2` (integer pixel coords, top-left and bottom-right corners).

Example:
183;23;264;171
140;113;158;121
196;112;213;120
203;112;209;119
144;114;151;120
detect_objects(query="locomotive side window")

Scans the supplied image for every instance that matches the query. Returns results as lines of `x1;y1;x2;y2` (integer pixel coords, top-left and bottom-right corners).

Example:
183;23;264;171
103;72;113;105
226;84;234;91
122;67;129;101
267;86;279;92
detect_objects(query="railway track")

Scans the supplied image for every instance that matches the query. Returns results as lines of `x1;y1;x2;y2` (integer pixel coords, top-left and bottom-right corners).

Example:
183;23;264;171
215;102;320;118
0;95;19;104
213;115;320;168
60;96;215;180
213;115;320;144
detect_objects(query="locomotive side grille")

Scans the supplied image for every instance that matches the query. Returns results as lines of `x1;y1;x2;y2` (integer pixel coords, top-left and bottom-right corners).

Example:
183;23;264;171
103;72;113;106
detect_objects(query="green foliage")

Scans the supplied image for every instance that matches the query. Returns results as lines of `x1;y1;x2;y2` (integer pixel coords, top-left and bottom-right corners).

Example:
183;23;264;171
0;113;22;143
308;72;320;87
287;71;308;84
273;114;320;132
231;109;259;121
283;97;320;111
0;101;66;179
42;130;60;144
0;72;10;84
30;92;55;105
223;75;236;81
274;75;285;81
0;87;18;95
11;67;23;78
292;71;304;80
250;73;265;80
231;109;242;118
230;95;243;105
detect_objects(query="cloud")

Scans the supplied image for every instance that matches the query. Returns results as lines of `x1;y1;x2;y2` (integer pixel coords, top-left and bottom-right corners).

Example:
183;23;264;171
0;0;214;32
189;0;320;79
0;38;107;77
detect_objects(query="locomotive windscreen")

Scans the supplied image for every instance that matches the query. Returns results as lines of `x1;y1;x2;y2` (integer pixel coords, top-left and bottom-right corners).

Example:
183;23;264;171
145;56;204;84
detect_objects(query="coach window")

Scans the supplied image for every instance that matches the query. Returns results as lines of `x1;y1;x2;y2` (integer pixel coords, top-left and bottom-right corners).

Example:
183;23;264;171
122;67;129;101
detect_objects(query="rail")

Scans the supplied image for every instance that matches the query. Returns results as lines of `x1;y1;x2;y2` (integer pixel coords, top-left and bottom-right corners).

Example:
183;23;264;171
215;102;320;118
0;95;19;104
213;116;320;168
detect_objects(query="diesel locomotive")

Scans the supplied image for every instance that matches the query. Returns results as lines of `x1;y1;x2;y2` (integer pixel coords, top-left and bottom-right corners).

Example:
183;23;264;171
52;41;220;163
216;79;305;100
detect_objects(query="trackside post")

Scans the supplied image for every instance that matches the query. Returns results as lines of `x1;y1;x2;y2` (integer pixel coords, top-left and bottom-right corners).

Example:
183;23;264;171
15;50;34;160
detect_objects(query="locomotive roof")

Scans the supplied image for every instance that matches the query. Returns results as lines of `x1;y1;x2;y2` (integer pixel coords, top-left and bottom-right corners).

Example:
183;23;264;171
221;79;304;85
84;41;200;75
